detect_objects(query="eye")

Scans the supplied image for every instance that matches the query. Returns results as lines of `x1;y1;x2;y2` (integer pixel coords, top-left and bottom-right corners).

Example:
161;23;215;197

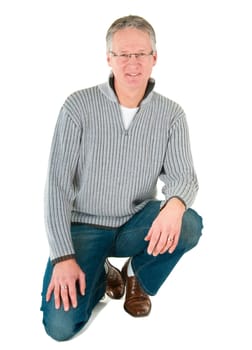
137;53;146;58
120;53;130;58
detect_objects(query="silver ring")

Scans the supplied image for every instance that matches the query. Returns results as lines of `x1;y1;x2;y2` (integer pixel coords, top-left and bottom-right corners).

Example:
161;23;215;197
168;238;174;242
62;285;68;289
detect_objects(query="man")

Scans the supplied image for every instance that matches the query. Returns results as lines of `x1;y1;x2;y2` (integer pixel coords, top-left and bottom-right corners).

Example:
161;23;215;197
41;15;203;341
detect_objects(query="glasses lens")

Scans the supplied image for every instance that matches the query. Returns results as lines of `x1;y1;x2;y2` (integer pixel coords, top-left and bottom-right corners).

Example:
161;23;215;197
117;52;152;63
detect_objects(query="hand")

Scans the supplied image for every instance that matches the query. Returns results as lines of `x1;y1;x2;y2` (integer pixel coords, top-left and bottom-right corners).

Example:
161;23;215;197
145;198;185;256
46;258;86;311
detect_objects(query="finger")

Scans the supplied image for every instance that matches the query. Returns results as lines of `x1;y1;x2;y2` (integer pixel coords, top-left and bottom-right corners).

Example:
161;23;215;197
67;284;78;308
46;282;54;302
147;230;161;255
78;273;86;296
54;284;61;309
159;237;174;254
60;285;70;311
144;228;153;241
152;232;170;256
168;235;179;254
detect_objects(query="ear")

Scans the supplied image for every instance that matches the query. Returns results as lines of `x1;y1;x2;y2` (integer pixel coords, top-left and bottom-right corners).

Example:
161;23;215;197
107;53;112;67
152;51;158;66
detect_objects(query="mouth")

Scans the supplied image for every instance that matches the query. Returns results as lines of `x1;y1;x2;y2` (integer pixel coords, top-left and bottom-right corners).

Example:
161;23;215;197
126;73;141;77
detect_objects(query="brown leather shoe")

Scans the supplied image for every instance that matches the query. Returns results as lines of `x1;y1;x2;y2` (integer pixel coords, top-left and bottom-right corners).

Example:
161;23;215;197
121;259;151;317
105;259;125;299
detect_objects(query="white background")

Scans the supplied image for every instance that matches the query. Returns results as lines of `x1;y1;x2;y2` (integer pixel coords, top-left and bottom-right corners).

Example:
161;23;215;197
1;0;251;349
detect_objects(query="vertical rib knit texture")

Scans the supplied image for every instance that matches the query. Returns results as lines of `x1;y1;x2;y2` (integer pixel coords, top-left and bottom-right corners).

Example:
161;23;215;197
44;79;198;261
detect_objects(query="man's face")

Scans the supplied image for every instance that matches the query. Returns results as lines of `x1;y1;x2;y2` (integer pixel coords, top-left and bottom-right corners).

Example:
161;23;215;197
107;28;157;91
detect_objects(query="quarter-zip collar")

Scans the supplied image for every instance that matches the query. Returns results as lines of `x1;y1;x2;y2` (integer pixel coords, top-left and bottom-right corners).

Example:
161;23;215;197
98;73;155;106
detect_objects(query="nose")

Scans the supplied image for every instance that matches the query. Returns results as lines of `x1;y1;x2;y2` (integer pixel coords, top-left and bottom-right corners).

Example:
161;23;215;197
128;54;139;64
129;54;138;59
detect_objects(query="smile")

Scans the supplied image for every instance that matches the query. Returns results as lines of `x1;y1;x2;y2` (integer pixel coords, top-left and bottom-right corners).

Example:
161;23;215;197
127;73;140;77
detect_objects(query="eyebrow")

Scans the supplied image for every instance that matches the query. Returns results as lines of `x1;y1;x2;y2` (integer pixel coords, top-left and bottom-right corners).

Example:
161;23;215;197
117;49;150;53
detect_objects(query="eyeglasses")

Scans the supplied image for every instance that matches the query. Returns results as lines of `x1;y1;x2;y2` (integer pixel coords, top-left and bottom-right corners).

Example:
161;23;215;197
109;50;154;63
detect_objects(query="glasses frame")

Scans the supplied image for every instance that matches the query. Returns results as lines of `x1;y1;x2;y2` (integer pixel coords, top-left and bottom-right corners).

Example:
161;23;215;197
109;50;154;62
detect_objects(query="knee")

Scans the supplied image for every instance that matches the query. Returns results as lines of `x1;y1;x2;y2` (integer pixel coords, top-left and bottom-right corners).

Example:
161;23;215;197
42;310;87;341
178;208;203;251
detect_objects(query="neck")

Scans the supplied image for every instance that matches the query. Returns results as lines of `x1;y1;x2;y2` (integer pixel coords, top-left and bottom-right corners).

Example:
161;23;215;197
114;82;147;108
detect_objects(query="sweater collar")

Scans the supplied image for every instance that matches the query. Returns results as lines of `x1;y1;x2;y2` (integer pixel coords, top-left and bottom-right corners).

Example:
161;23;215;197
98;73;155;106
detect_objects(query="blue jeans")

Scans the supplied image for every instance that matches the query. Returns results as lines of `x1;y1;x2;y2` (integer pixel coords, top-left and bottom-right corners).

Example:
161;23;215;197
41;200;203;341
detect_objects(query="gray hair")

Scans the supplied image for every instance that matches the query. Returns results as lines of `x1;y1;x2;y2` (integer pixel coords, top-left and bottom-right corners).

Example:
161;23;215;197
106;15;156;52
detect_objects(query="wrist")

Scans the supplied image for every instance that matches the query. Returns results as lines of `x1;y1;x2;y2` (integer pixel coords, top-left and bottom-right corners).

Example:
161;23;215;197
162;197;186;213
51;254;76;266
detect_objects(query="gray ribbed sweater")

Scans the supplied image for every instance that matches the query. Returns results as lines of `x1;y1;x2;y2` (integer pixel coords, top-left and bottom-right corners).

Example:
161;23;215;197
45;76;198;262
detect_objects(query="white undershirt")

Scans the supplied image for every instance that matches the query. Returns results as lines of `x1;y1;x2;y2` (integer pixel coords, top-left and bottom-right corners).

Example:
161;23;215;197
120;105;139;130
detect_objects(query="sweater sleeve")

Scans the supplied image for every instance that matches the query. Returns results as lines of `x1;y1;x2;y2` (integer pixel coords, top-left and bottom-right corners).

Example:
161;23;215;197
159;110;198;209
44;106;82;262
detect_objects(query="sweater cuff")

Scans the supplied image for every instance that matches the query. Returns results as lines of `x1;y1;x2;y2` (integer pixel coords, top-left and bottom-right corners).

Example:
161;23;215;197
160;196;186;211
51;254;76;266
